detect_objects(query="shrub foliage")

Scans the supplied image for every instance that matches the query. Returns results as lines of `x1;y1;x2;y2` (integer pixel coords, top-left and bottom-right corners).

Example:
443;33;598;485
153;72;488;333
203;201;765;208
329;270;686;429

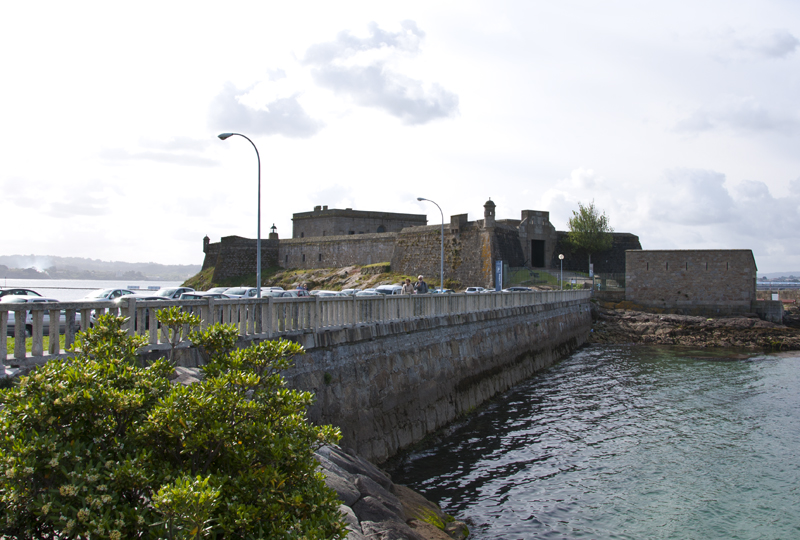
0;313;345;539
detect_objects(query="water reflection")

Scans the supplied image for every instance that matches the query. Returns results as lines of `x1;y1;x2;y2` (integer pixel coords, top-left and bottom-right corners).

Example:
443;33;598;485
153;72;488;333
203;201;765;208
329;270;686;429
388;345;800;540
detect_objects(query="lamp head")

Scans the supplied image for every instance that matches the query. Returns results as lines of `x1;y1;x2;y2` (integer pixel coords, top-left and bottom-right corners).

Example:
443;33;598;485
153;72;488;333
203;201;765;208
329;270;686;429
218;133;234;140
417;197;425;201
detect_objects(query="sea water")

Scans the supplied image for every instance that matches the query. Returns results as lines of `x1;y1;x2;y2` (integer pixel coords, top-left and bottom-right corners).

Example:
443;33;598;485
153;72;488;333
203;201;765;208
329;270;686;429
389;345;800;540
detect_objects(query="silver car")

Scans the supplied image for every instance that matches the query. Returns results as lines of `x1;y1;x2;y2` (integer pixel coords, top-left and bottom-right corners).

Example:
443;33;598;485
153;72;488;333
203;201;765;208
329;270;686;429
2;296;72;337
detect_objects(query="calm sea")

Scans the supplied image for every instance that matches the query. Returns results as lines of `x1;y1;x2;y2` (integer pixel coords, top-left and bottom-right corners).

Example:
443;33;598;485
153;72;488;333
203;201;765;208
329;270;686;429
389;345;800;540
0;279;183;302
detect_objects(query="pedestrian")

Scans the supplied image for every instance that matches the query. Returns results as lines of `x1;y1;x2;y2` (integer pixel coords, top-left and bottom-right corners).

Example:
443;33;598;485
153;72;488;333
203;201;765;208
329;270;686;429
401;278;414;294
414;275;429;294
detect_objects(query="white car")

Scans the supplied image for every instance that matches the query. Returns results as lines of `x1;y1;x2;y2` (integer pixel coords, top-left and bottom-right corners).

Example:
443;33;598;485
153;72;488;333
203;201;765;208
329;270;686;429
465;287;486;294
224;287;260;299
375;284;403;295
80;288;138;301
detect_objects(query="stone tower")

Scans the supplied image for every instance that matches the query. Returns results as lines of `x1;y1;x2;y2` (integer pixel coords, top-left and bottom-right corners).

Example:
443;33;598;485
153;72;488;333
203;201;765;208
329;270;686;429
483;199;496;229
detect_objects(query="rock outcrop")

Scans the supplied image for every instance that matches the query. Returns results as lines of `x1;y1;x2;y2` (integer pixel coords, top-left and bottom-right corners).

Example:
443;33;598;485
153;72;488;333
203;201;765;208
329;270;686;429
589;305;800;350
316;445;469;540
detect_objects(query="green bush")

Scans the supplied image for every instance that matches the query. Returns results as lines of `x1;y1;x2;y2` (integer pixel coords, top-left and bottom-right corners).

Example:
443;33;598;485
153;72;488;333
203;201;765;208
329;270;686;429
0;315;346;539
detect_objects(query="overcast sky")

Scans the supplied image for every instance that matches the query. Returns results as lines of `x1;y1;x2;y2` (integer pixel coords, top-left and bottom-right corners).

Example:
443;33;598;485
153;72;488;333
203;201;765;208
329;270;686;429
3;1;800;274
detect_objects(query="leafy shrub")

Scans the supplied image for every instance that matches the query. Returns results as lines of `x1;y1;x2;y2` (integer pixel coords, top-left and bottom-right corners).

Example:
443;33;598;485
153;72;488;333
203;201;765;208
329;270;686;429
0;314;345;539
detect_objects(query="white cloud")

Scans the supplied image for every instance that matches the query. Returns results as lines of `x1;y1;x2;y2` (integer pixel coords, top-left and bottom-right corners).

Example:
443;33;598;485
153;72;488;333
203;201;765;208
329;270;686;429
714;28;800;61
674;96;799;134
302;21;459;125
208;82;324;138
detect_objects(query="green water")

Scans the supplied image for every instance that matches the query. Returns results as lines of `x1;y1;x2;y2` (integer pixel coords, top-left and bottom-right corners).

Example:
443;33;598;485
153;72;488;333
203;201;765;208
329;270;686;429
389;345;800;539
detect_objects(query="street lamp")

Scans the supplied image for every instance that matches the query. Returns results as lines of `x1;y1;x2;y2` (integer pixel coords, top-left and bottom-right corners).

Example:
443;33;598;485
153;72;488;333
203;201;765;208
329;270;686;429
558;254;564;290
218;132;262;299
417;197;444;293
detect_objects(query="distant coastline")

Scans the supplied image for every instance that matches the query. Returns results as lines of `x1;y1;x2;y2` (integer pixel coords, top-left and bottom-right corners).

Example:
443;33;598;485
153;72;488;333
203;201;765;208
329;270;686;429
0;254;200;282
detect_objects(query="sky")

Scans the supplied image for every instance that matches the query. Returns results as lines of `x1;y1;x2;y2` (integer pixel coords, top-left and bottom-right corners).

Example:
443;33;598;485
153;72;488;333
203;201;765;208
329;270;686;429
3;1;800;274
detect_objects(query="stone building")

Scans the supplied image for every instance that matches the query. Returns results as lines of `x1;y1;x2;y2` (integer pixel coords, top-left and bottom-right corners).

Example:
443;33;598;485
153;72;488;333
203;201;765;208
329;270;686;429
202;200;641;288
625;249;757;310
291;206;427;238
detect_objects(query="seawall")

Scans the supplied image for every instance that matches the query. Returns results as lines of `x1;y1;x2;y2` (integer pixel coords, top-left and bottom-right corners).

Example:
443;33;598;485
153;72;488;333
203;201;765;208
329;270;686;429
283;298;591;463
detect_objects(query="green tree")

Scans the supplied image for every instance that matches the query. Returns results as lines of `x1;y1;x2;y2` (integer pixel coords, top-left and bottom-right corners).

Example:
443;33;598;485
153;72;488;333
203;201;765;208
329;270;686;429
0;314;345;539
566;200;613;274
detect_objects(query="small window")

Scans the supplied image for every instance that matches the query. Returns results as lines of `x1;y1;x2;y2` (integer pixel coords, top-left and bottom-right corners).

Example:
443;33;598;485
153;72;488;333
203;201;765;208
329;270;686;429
646;262;649;271
349;231;355;235
285;255;288;263
377;225;386;233
300;232;304;238
666;262;669;270
302;254;305;262
318;254;322;261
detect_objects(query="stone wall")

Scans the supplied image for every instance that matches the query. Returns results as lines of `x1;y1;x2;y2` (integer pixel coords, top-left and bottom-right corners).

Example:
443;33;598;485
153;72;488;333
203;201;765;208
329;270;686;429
284;298;591;463
292;206;427;239
625;249;758;309
279;234;398;270
391;225;493;288
206;236;280;283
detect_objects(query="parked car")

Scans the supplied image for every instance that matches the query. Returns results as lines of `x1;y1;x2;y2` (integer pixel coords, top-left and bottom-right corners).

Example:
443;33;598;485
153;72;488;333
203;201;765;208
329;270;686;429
341;289;362;296
153;287;195;299
502;286;533;292
80;288;138;301
224;287;260;299
0;288;43;299
206;287;231;294
355;289;380;297
465;287;486;294
278;290;311;298
179;292;232;300
375;284;403;295
314;290;347;297
431;288;455;294
3;296;71;337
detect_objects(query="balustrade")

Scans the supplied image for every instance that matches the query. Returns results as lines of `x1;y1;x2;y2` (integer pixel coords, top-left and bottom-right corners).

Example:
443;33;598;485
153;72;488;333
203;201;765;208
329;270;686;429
2;290;591;365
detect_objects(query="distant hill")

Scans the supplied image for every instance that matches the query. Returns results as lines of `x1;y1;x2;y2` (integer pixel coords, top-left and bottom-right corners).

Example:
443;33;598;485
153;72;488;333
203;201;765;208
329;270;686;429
760;272;800;280
0;255;200;281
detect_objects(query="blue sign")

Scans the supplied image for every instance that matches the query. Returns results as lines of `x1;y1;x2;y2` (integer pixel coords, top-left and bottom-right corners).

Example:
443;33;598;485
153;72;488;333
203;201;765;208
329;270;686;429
495;260;503;291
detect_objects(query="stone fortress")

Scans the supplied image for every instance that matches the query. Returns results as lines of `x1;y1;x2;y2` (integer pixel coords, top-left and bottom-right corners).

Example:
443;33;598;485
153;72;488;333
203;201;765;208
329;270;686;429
202;200;641;288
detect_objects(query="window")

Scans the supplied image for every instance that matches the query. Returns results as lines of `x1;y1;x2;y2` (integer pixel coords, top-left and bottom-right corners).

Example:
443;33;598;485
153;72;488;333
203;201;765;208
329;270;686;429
300;232;304;238
377;225;386;233
302;254;305;262
285;255;288;263
318;254;322;261
349;231;355;235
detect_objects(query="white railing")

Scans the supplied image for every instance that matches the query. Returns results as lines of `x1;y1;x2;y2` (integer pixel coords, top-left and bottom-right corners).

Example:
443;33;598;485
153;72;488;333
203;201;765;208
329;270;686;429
3;290;591;364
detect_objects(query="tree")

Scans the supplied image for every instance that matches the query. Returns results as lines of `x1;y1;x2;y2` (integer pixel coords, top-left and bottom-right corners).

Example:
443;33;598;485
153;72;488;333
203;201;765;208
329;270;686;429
566;201;613;274
0;314;346;539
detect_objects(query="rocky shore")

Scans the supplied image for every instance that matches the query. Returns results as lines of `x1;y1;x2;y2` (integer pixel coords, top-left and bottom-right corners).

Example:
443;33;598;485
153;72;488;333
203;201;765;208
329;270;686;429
316;445;468;540
589;303;800;350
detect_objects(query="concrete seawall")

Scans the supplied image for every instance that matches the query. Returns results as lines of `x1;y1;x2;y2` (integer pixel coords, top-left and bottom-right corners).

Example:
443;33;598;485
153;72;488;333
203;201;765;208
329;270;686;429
284;298;591;463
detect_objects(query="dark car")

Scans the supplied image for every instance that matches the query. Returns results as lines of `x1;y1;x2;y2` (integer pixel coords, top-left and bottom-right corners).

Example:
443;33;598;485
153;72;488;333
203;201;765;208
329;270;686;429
0;288;43;299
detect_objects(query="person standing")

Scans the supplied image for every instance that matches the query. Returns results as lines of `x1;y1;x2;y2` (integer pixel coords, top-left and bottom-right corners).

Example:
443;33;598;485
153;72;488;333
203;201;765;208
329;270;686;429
401;278;414;294
414;275;428;294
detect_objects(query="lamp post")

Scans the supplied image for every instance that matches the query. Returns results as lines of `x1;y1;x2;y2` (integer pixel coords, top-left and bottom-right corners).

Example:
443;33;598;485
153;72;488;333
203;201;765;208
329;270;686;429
218;132;262;299
558;254;564;290
417;197;444;293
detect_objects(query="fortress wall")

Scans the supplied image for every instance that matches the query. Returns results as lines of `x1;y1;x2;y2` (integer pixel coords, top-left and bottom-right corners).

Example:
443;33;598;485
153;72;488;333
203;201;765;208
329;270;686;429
285;298;591;463
208;237;280;282
391;226;493;288
279;234;398;270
